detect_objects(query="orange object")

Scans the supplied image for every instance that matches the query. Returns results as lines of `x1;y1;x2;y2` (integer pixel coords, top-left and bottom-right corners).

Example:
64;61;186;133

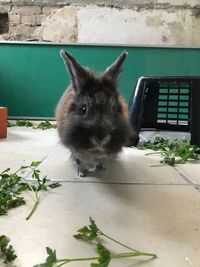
0;107;7;138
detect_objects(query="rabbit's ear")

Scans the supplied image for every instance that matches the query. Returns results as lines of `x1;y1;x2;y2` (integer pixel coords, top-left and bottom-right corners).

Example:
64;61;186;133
103;51;128;85
60;50;88;91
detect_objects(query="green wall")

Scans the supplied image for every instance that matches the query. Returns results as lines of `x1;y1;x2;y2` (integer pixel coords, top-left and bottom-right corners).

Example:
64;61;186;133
0;42;200;118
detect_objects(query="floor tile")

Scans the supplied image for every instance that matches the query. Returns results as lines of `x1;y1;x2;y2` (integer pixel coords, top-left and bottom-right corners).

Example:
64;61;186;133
0;127;58;172
140;130;200;187
140;130;190;142
175;163;200;186
0;183;199;267
38;144;187;184
1;127;200;267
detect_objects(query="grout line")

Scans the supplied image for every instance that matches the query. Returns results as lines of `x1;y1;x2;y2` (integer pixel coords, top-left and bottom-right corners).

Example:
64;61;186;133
39;142;61;163
139;134;148;142
173;166;199;190
23;178;190;186
138;135;199;191
23;142;60;179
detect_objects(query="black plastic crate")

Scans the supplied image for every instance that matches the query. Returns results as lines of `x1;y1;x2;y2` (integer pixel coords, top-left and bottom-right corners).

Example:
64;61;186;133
157;81;190;129
129;76;200;146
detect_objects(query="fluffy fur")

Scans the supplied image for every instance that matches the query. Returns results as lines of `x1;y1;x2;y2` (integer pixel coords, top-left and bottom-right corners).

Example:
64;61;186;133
56;50;133;176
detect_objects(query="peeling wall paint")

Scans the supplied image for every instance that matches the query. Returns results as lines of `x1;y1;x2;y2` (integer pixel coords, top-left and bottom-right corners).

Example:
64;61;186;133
46;5;199;46
168;21;186;45
0;0;200;46
34;6;78;43
192;17;200;45
146;16;164;27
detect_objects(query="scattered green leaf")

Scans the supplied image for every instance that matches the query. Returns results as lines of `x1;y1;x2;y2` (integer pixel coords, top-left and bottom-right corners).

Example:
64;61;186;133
0;162;61;220
139;136;200;166
74;217;102;241
0;235;17;263
34;247;57;267
74;217;137;251
91;243;111;267
34;121;57;130
35;218;156;267
15;120;33;127
7;120;56;130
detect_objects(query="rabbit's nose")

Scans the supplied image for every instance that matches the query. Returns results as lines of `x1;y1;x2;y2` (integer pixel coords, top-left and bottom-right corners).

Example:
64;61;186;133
91;134;111;146
101;134;111;145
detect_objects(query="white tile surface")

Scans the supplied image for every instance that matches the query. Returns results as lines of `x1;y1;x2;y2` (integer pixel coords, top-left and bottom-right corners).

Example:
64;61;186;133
1;127;200;267
0;184;200;267
38;144;187;184
0;127;58;172
140;130;190;142
175;163;200;186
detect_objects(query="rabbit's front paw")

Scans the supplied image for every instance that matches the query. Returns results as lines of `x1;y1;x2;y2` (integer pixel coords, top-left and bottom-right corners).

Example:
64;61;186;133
95;163;106;171
77;168;87;177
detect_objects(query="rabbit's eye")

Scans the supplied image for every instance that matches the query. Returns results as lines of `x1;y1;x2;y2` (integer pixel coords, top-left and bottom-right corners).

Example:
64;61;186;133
111;104;115;111
111;103;121;113
80;104;88;115
111;104;117;112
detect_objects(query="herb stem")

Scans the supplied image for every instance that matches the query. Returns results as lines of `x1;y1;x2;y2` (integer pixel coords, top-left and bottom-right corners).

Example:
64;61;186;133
111;251;157;259
26;191;40;220
55;256;100;267
101;232;138;252
145;152;163;156
23;180;38;201
54;251;157;267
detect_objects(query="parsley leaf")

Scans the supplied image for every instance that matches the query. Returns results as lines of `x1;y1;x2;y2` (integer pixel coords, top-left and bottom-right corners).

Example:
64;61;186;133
35;218;156;267
0;169;27;215
34;121;57;130
0;235;17;263
15;120;33;127
0;162;61;220
73;217;102;241
7;120;56;130
34;247;57;267
140;136;200;166
91;243;111;267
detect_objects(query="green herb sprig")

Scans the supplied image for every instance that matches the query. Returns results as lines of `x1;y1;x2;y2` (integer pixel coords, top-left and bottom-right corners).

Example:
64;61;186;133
139;136;200;166
33;121;57;130
0;235;17;264
0;162;60;220
7;120;56;130
34;217;156;267
7;120;33;127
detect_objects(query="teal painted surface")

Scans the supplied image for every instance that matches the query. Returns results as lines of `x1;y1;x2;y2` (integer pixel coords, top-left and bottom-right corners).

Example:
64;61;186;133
0;43;200;117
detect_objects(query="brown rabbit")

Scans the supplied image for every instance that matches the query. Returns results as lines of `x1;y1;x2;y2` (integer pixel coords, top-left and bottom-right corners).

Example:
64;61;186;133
56;50;133;177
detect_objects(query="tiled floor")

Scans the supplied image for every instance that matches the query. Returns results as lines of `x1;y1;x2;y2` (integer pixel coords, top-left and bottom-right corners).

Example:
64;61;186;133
0;126;200;267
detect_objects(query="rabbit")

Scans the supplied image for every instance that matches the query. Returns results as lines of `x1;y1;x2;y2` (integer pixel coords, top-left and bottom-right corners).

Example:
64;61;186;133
56;49;134;177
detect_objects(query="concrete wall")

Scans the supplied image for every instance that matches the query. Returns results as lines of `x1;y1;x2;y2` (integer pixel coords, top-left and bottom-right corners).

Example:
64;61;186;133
0;0;200;45
1;0;199;8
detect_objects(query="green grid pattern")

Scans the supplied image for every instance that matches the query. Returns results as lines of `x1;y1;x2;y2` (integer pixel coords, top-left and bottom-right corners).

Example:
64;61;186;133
157;81;190;125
